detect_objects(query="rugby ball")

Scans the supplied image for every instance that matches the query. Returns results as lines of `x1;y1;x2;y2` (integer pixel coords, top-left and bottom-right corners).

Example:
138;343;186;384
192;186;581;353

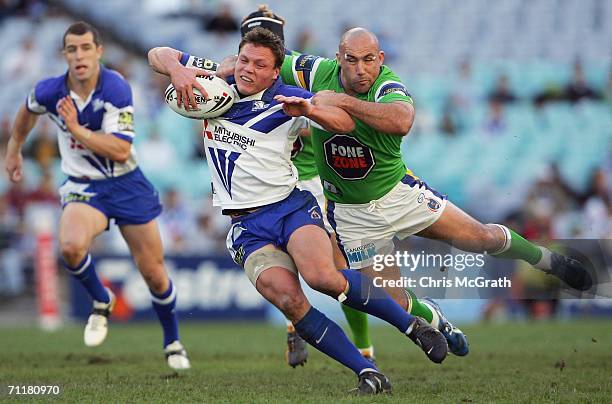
164;75;235;119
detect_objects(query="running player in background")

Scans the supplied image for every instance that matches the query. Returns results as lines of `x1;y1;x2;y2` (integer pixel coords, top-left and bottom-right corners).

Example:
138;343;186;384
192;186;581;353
4;21;190;370
149;27;449;394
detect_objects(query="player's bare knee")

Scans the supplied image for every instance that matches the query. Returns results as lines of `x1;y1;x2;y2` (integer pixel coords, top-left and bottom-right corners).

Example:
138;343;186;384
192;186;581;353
60;239;88;266
275;292;306;319
303;270;344;297
141;270;168;293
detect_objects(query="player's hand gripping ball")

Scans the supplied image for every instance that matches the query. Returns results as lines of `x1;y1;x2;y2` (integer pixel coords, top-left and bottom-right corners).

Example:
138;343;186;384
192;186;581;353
165;76;235;119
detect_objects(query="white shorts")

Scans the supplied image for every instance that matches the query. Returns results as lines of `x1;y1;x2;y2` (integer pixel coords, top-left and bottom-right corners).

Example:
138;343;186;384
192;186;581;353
327;174;447;269
297;176;333;232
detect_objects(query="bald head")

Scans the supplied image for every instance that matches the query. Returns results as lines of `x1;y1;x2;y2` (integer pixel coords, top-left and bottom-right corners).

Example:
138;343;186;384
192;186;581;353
336;27;384;95
339;28;379;53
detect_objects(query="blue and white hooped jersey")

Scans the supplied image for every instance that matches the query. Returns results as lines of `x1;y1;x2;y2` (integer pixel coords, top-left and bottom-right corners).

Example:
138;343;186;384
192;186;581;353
182;49;312;209
26;66;138;179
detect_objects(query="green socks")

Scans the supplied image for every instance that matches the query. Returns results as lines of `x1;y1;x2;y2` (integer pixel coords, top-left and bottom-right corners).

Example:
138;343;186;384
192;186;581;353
340;304;372;349
490;225;544;266
405;289;434;324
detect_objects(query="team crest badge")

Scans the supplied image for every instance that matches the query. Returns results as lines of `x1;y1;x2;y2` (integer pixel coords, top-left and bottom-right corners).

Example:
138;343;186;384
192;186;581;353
426;197;441;212
309;206;322;220
93;98;104;112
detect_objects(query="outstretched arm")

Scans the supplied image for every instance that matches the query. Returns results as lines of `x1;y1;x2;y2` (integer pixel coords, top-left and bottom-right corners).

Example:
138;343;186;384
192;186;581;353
5;104;39;182
313;90;414;135
274;95;355;134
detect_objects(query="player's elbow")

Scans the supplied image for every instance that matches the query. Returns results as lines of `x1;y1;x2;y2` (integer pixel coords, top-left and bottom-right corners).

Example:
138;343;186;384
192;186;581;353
330;117;355;134
147;47;160;67
391;104;415;136
396;115;414;136
147;47;173;72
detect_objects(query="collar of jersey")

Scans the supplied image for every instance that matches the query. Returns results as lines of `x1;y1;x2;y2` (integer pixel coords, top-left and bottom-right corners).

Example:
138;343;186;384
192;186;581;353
62;64;106;107
232;76;283;103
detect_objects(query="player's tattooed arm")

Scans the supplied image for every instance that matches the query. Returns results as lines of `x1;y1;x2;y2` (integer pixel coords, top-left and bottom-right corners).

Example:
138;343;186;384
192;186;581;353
313;90;414;135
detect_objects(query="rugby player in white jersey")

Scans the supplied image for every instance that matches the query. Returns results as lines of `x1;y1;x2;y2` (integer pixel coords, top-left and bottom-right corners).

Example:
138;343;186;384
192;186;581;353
4;22;189;370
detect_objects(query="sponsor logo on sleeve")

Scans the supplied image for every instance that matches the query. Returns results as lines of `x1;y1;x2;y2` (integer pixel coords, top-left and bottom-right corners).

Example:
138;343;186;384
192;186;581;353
191;57;219;71
118;111;134;132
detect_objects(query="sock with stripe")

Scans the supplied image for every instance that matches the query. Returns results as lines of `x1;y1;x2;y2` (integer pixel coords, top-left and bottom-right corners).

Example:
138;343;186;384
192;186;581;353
151;281;180;347
405;289;435;324
339;269;415;334
490;224;552;269
294;306;377;375
63;254;109;303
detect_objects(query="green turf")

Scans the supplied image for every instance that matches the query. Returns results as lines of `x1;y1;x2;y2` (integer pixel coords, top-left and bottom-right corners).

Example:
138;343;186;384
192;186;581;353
0;320;610;403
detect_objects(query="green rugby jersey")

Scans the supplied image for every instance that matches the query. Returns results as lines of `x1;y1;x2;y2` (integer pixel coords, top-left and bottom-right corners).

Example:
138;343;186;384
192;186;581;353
286;50;318;181
280;54;414;203
291;127;318;181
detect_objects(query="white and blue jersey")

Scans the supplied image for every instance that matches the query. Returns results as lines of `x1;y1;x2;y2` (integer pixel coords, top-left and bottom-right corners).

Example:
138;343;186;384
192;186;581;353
26;65;138;179
202;78;311;209
182;52;326;265
28;66;161;226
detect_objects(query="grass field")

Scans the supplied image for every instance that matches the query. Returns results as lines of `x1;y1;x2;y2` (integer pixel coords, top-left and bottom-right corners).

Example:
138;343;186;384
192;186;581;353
1;320;611;403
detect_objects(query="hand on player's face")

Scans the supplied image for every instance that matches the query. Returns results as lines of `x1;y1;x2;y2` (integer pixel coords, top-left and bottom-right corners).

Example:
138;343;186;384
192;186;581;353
274;95;313;117
171;66;211;111
57;96;79;131
217;55;238;79
235;44;279;96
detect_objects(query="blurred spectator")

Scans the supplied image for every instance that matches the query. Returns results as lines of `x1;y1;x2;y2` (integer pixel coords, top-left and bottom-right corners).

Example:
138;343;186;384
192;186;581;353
138;129;178;174
488;74;517;104
204;3;239;35
1;35;42;82
0;115;11;158
22;120;58;170
294;28;321;55
482;99;507;136
185;193;230;254
579;168;612;238
563;61;601;103
5;180;28;218
604;68;612;106
191;123;206;161
450;59;481;111
0;193;25;297
439;103;459;136
26;169;57;205
533;82;564;106
158;189;194;253
375;29;399;64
